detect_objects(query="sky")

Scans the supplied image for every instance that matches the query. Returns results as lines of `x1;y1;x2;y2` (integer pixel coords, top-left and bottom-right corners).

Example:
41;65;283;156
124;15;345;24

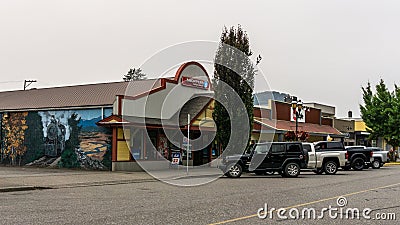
1;0;400;118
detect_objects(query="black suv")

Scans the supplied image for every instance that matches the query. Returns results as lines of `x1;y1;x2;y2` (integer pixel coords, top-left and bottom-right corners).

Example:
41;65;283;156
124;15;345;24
220;142;308;178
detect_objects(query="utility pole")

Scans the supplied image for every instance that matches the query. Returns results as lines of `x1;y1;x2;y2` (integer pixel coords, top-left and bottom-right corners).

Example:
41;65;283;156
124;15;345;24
187;114;190;175
24;80;37;90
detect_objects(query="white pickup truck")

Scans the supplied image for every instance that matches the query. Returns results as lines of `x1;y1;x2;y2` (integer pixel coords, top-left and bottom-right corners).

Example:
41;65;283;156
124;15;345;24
302;142;347;175
366;147;390;169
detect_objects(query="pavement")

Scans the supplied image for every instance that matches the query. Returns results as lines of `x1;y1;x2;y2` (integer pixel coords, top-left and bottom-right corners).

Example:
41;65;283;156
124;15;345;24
2;165;400;224
0;166;155;192
0;165;225;192
1;160;400;192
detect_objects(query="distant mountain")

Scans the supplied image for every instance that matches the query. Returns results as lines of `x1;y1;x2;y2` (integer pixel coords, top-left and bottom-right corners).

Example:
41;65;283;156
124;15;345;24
78;116;101;130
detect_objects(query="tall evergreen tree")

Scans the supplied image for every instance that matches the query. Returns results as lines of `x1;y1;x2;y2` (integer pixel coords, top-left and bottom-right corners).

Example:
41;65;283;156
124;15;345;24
360;79;400;156
23;112;45;164
59;113;81;168
212;25;257;153
123;68;147;81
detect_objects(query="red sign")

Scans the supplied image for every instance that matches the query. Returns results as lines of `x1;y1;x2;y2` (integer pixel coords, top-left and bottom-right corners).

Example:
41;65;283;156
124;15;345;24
181;76;209;89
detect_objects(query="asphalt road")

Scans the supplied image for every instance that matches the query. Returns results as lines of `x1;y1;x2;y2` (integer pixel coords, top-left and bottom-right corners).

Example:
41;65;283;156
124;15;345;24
1;166;399;225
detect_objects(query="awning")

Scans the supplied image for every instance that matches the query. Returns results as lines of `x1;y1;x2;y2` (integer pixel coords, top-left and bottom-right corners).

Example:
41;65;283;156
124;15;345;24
96;115;129;126
254;117;345;137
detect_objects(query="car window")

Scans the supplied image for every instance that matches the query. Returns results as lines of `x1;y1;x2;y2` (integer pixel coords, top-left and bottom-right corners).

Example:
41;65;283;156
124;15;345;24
315;142;327;150
287;144;302;153
271;144;285;153
327;142;343;149
254;145;269;154
302;144;312;152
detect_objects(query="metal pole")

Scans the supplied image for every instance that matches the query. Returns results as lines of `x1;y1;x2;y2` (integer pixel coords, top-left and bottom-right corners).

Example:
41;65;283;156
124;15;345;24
295;111;298;141
187;114;190;175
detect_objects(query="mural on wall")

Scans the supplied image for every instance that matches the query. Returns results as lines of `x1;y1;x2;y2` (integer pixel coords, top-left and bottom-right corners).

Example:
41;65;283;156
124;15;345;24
1;112;29;166
0;108;112;169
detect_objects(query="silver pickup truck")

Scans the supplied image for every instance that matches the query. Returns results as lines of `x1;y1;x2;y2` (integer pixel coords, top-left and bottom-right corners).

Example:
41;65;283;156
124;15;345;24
366;147;389;169
302;142;347;175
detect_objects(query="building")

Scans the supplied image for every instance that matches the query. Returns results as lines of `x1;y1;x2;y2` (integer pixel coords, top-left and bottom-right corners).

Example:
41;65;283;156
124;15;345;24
1;62;345;171
96;62;216;171
0;62;216;171
0;81;128;169
334;112;392;149
253;92;344;143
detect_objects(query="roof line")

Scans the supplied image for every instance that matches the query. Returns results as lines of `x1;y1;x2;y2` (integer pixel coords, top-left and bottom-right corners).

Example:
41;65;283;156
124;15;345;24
0;105;113;113
0;80;148;94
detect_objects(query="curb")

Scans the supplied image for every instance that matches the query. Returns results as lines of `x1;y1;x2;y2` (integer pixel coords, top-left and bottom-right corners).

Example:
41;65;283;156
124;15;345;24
384;162;400;166
0;186;38;193
49;178;157;189
0;179;156;193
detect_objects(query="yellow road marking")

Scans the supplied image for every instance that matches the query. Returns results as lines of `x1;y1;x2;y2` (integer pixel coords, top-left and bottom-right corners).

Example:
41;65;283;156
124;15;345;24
209;182;400;225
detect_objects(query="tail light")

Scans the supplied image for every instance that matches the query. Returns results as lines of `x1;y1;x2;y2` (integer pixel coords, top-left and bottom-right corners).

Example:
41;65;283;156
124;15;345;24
370;151;373;157
345;152;349;160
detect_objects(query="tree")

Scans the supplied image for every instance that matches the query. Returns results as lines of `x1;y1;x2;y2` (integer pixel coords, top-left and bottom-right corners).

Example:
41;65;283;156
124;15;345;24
59;113;81;168
360;79;400;160
2;112;28;165
123;68;147;81
23;112;45;164
212;25;258;153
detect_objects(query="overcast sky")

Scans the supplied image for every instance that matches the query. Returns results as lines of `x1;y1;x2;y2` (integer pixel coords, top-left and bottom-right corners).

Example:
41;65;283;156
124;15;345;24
1;0;400;118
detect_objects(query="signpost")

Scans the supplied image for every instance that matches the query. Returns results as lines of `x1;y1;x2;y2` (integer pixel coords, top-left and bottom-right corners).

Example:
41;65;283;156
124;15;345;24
171;152;181;165
186;114;190;175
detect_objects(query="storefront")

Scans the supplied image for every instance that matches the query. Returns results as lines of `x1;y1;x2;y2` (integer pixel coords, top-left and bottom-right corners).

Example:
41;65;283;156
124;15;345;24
97;62;218;171
252;101;345;143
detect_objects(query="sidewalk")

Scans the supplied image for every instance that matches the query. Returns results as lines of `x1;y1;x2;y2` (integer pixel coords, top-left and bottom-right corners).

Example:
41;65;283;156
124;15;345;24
0;166;224;192
385;160;400;166
0;166;155;192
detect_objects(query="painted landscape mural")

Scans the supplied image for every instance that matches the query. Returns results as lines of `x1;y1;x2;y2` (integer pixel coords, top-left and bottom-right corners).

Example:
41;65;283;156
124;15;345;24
0;108;113;170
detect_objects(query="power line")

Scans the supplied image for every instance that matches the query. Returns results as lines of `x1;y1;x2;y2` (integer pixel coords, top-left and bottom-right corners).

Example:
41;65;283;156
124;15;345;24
0;80;24;84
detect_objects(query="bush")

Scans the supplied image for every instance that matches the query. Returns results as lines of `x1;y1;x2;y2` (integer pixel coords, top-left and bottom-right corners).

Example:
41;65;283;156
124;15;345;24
58;140;80;168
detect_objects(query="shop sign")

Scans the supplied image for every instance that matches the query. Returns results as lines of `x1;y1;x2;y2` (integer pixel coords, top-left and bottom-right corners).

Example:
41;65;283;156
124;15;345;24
181;76;209;89
290;108;306;123
171;152;181;165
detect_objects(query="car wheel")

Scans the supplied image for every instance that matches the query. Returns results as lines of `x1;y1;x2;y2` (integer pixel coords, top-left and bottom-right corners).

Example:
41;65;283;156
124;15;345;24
226;164;242;178
351;157;365;171
324;161;338;175
284;162;300;178
313;168;324;174
372;160;381;169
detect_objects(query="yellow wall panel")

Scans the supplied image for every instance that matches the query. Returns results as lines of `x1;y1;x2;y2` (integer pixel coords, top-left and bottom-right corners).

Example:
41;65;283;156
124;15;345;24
117;128;130;139
117;141;130;161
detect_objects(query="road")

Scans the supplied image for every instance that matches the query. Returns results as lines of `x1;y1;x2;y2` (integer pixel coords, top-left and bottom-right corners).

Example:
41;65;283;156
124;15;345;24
1;166;399;225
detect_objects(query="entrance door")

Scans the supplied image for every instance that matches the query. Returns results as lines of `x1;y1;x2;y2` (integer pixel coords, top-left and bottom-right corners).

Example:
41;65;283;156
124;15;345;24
270;143;286;168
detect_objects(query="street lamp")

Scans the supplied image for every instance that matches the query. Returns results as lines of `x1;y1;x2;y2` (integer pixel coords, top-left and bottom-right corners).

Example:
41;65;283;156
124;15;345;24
291;97;306;141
